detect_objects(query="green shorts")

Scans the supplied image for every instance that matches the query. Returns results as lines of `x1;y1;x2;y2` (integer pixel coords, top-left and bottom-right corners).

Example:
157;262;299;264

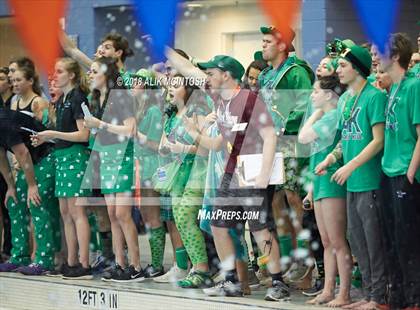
313;169;346;201
99;142;134;194
54;144;91;198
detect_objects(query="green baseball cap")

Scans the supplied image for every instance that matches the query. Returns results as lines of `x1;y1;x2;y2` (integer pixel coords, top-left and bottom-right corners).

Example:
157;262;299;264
197;55;245;81
340;45;372;79
260;25;296;42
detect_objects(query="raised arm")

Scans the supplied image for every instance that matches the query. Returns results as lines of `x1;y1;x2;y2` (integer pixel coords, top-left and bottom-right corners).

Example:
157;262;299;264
165;48;207;89
60;31;93;71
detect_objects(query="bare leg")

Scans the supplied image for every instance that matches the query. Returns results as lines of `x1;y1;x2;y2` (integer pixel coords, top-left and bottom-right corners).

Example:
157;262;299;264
253;229;281;274
285;189;304;232
237;260;250;294
272;190;295;238
322;198;351;307
68;198;90;268
114;192;140;269
139;190;161;229
211;226;236;272
59;198;78;266
105;195;126;268
307;200;336;304
166;220;183;263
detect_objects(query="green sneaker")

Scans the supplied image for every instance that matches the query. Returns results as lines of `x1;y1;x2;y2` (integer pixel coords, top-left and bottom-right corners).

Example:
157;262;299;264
177;270;213;288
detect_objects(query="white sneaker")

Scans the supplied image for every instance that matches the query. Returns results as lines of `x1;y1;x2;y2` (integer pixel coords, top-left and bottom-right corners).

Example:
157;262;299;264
203;280;243;297
153;264;188;283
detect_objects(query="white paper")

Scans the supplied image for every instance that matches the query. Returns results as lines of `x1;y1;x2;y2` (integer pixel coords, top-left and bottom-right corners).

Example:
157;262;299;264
231;122;248;132
237;152;285;187
81;102;97;134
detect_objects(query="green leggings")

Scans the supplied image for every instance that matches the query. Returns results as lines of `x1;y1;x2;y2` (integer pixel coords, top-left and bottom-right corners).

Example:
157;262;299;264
8;154;58;269
173;188;208;266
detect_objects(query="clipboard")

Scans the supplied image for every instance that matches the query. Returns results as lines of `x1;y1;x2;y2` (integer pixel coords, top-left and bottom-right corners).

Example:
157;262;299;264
236;152;285;187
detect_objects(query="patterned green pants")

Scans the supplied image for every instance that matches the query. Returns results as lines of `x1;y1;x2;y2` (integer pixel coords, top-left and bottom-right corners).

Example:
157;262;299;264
8;154;57;269
172;188;208;266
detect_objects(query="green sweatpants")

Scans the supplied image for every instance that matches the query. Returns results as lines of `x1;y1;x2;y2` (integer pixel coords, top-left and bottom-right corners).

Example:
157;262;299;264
8;154;57;269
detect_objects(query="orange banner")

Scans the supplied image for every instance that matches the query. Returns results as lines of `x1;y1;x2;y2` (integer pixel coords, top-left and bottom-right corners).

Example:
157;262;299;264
259;0;301;46
9;0;67;74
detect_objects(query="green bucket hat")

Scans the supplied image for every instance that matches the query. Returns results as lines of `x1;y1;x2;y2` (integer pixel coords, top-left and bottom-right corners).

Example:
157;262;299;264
197;55;245;81
340;45;372;79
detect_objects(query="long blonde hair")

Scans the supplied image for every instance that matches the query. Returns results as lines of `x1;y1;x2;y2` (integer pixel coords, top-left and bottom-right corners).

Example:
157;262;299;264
57;57;89;94
47;58;89;127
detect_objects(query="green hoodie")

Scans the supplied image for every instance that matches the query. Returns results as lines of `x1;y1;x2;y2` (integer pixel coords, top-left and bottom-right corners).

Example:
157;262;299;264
259;55;315;135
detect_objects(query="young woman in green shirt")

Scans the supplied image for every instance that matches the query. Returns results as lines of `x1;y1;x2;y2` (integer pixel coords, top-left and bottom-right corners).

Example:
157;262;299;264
298;75;350;306
158;74;212;288
132;69;166;278
84;57;143;282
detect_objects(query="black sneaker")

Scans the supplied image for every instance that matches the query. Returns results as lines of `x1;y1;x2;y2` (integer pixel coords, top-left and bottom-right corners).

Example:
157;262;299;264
144;264;164;279
302;277;324;297
101;264;124;282
62;264;93;280
46;263;70;277
111;265;146;283
264;280;291;301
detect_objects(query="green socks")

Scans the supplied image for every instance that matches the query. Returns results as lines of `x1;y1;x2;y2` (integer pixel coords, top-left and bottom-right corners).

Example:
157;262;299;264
175;247;189;270
278;234;293;257
148;226;166;268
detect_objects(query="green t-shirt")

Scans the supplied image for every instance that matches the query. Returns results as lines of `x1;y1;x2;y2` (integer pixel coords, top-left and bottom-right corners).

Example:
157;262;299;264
310;109;346;200
382;75;420;181
338;83;386;192
408;63;420;79
136;105;163;180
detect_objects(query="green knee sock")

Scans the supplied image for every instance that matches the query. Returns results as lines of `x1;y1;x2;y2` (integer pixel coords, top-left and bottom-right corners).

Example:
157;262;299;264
175;247;188;270
297;236;309;250
278;234;293;257
149;226;166;268
296;236;310;260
